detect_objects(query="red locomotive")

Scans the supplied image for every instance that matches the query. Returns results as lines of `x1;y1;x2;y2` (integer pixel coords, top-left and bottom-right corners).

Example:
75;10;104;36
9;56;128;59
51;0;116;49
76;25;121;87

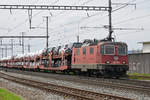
0;39;129;78
72;40;128;77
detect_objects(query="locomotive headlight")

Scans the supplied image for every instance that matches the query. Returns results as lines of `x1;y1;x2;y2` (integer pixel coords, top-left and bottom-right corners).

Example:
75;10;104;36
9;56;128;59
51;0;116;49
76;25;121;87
106;61;110;64
122;61;126;64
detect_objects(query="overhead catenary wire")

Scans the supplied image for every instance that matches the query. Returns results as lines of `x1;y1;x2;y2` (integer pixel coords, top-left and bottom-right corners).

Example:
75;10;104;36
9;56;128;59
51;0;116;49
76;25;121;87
47;0;148;43
113;14;150;25
0;0;61;57
4;0;60;35
2;0;133;37
0;0;102;57
47;0;138;33
53;0;96;18
0;0;149;56
3;0;94;40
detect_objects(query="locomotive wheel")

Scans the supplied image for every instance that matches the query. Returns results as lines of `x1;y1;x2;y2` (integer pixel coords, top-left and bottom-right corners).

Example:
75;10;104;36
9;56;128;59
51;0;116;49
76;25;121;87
87;70;92;77
115;76;120;79
96;73;100;78
64;71;69;75
74;70;81;75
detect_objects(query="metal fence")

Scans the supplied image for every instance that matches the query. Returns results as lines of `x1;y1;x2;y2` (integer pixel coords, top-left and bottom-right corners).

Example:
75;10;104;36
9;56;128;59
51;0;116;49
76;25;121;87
128;53;150;74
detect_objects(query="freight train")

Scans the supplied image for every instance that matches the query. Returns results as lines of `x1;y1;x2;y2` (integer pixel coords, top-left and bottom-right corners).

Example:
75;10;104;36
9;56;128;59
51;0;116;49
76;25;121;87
0;39;129;78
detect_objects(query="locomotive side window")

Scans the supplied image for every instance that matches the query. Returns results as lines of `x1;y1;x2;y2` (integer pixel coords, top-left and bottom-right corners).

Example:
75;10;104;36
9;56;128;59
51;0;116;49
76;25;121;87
76;48;79;56
90;47;94;54
105;45;114;55
82;48;86;55
100;45;104;54
118;45;127;55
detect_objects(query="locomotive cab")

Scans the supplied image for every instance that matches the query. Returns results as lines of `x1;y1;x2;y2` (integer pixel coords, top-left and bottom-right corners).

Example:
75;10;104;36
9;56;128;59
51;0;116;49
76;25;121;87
100;42;128;64
99;42;129;77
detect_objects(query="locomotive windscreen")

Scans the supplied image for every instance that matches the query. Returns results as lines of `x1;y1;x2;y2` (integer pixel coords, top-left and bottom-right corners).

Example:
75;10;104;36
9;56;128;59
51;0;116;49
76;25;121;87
117;45;127;55
105;45;115;54
100;42;127;55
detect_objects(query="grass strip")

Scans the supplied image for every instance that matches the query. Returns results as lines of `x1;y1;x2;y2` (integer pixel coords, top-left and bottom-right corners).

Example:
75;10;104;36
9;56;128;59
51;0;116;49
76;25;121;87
128;73;150;80
0;88;23;100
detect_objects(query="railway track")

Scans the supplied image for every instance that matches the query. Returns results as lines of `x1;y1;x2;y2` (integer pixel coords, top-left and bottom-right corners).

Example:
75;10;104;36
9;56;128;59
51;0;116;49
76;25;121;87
11;70;150;90
1;68;150;94
0;72;133;100
2;67;150;88
1;68;150;97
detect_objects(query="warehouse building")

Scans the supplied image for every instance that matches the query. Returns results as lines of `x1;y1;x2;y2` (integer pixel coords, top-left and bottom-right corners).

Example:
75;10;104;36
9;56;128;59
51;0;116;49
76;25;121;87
142;41;150;53
128;41;150;74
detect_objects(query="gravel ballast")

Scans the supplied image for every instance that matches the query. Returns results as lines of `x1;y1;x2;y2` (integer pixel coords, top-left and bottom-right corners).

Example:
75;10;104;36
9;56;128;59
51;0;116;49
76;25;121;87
0;78;73;100
1;71;150;100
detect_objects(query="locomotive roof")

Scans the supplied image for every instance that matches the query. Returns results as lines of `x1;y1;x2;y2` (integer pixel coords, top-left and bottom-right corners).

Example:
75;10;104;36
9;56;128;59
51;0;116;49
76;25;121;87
74;39;127;48
99;41;127;45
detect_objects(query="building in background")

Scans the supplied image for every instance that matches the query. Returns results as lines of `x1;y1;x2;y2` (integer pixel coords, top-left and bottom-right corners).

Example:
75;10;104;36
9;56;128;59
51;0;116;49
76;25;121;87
141;41;150;53
128;41;150;54
128;41;150;74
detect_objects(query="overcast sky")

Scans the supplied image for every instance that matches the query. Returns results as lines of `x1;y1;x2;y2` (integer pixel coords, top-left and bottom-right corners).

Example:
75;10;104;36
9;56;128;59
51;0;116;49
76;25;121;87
0;0;149;57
